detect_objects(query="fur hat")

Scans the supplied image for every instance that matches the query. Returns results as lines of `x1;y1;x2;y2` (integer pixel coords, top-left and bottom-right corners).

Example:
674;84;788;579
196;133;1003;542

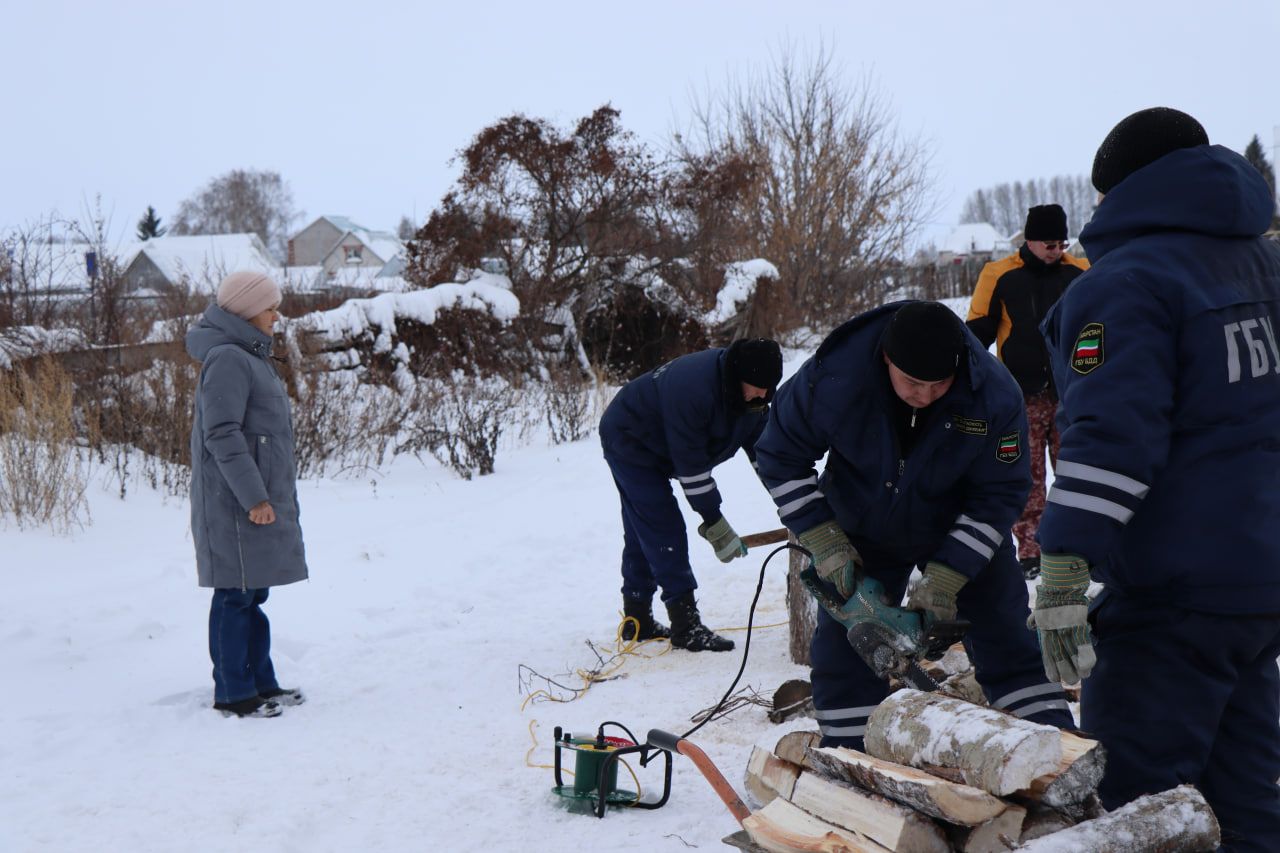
881;301;965;381
1091;107;1209;194
1024;204;1068;242
216;271;282;321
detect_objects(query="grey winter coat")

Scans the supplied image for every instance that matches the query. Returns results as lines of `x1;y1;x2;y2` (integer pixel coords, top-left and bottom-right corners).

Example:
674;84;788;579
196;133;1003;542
187;304;308;589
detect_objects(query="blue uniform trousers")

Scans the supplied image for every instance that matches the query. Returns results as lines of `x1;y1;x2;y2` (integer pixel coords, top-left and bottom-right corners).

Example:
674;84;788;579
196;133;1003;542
1083;592;1280;853
607;457;697;604
209;587;280;704
811;541;1073;750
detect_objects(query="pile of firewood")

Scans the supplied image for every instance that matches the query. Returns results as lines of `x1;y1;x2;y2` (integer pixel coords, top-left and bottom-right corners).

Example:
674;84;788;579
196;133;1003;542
728;689;1219;852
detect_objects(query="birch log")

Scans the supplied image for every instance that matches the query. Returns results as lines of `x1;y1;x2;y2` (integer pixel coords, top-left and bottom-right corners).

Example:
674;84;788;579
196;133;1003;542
775;730;822;768
805;746;1007;826
788;772;950;853
746;746;802;807
945;803;1025;853
742;797;893;853
1016;730;1105;810
1015;785;1220;853
863;689;1062;796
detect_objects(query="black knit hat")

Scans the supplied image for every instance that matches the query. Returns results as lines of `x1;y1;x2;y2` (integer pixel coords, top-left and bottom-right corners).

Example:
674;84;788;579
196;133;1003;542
881;302;965;382
1091;107;1209;194
726;338;783;390
1024;204;1067;241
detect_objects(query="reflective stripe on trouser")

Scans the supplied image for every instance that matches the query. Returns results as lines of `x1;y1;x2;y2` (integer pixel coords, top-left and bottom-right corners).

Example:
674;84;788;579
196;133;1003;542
608;456;696;604
810;540;1073;751
1082;593;1280;852
1013;390;1059;561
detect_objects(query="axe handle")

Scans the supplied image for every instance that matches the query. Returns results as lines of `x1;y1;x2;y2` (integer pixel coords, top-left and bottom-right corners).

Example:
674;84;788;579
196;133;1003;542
740;527;790;549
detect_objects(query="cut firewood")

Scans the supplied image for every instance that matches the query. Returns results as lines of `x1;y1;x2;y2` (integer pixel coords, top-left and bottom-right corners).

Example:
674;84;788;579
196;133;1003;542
745;746;802;807
775;730;822;768
864;689;1062;796
788;772;950;853
806;746;1007;826
769;679;815;724
1016;730;1105;810
945;802;1025;853
1018;805;1076;842
742;797;893;852
1015;785;1220;853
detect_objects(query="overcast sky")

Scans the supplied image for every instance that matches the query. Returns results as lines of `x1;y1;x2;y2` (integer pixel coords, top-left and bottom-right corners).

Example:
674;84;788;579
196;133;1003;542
5;0;1278;250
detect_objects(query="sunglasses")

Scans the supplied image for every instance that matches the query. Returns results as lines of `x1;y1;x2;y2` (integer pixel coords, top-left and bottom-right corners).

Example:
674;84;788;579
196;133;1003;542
1037;240;1068;250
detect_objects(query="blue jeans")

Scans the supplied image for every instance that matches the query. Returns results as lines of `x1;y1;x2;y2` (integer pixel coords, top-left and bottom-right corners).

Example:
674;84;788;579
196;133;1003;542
209;587;279;704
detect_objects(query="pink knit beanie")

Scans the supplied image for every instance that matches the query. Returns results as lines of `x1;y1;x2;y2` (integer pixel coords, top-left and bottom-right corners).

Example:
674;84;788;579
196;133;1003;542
217;271;282;320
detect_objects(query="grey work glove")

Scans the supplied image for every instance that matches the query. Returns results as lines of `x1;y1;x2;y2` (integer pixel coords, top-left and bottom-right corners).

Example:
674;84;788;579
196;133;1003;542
798;520;862;599
697;515;748;562
1027;553;1096;685
905;561;968;624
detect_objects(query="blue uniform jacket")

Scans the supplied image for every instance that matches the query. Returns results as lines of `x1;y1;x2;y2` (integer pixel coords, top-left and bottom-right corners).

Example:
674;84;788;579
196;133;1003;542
755;304;1031;579
1039;145;1280;614
599;348;767;521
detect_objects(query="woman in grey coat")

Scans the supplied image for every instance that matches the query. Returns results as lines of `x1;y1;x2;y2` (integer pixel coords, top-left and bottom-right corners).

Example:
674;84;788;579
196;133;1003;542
187;271;308;718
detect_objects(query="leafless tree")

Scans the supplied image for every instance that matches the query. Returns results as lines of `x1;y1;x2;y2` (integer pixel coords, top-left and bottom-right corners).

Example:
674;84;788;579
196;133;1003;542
677;40;935;335
959;175;1096;237
169;168;302;261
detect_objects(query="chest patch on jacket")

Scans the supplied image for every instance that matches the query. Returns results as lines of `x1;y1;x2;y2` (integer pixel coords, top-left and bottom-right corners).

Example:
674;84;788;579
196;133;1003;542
1071;322;1105;374
951;416;988;436
996;431;1021;463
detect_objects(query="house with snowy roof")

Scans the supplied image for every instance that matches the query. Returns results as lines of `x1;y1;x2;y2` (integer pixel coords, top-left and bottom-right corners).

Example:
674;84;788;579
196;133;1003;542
121;233;278;293
935;223;1013;266
287;215;404;280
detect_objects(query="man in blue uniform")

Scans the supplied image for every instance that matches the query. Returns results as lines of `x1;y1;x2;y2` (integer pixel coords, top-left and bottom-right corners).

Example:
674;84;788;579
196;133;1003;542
600;338;783;652
755;301;1073;748
1031;107;1280;852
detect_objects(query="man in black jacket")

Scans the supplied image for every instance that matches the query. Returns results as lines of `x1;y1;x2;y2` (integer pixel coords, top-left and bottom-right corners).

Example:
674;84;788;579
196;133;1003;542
967;204;1089;577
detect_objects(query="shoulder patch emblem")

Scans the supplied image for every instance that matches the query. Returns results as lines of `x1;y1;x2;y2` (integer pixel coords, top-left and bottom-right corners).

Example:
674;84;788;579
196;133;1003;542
996;431;1021;464
1071;322;1105;374
952;416;988;436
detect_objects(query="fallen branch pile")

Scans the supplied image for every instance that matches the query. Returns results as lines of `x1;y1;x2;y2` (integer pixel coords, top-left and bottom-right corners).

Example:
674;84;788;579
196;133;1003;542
727;689;1219;852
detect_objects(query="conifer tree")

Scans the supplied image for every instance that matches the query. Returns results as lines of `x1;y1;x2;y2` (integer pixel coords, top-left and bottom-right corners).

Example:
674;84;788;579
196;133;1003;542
136;205;166;240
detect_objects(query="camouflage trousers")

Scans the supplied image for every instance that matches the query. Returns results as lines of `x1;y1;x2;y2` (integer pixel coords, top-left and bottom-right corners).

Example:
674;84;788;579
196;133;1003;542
1013;391;1059;561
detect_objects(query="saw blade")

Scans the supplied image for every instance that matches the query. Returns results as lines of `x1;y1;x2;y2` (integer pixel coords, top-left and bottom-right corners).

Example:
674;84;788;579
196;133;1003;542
900;660;942;692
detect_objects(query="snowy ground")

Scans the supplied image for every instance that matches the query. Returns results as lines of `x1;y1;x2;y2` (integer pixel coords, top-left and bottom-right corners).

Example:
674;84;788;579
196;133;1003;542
0;385;820;853
1;298;1052;852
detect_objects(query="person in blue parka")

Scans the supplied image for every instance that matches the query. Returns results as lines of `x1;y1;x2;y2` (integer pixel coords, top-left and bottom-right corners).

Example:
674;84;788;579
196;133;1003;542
187;271;308;719
755;301;1073;749
1031;108;1280;852
600;339;782;652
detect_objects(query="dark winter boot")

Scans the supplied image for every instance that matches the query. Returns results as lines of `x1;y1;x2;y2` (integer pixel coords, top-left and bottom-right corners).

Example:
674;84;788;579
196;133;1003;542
214;696;283;718
665;593;735;653
259;687;306;707
1019;556;1041;580
620;595;670;642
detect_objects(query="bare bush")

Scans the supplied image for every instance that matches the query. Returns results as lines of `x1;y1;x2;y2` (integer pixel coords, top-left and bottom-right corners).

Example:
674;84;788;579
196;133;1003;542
542;364;593;445
0;358;91;531
288;364;403;479
80;356;198;498
397;376;516;479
